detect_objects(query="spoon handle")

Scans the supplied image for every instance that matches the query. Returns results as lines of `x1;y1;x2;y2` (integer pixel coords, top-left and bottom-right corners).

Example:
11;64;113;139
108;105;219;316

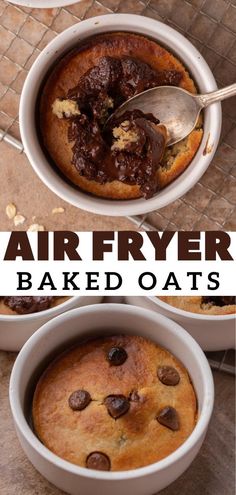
197;83;236;108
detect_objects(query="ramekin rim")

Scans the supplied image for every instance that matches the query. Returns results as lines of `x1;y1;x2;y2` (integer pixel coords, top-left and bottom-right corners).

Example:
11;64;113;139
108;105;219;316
9;303;214;481
152;296;236;321
0;295;81;321
8;0;80;7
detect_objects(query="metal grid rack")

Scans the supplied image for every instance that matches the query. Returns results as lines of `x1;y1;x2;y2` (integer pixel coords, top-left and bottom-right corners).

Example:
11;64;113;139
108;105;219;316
0;0;236;231
206;348;235;375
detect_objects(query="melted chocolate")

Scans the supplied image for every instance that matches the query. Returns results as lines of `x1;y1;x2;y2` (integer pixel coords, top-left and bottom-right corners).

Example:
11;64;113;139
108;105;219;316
68;56;181;105
3;296;55;314
61;56;182;198
201;296;235;307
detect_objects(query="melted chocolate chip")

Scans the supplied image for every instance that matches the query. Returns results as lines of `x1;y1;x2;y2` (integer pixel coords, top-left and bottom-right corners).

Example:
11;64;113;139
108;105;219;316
68;57;122;101
119;57;161;99
201;296;235;307
104;395;130;419
59;55;182;199
3;296;54;315
107;346;127;366
86;452;111;471
157;406;180;431
157;366;180;386
68;390;91;411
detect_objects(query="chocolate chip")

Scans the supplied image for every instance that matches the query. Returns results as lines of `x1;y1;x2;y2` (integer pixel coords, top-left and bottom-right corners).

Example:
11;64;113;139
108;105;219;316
86;452;111;471
129;390;140;402
157;366;180;386
107;346;127;366
157;406;180;431
68;390;91;411
104;394;130;419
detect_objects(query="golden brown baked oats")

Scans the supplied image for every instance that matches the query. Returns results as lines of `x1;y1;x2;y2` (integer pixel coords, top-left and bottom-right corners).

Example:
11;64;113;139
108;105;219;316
33;334;197;471
40;32;203;200
0;296;69;315
159;296;236;316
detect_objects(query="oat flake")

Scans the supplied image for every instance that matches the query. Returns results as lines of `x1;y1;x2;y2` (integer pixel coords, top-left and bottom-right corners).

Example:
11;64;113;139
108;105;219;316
52;207;65;214
14;214;26;226
28;224;45;232
6;203;17;219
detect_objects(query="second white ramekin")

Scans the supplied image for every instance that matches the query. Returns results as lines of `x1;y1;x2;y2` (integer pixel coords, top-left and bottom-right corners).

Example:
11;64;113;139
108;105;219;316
0;296;103;352
10;303;214;495
125;296;236;351
20;14;221;216
8;0;80;7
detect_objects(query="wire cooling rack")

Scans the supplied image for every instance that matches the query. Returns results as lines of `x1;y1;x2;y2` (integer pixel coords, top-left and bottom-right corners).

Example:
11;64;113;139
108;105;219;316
0;0;236;232
206;349;235;375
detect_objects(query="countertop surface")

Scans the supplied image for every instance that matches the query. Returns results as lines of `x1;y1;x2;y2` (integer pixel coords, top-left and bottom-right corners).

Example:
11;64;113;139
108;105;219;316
0;351;235;495
0;140;137;232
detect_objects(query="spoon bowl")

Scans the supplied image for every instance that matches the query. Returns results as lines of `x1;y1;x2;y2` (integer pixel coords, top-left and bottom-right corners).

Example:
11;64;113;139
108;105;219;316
108;83;236;146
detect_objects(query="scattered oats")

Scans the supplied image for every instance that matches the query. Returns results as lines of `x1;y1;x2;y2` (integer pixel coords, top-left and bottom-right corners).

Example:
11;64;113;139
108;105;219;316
52;207;65;215
14;214;26;226
28;224;45;232
6;203;17;219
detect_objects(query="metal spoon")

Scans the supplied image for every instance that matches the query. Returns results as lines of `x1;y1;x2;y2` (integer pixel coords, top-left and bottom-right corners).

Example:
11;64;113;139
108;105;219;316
107;83;236;146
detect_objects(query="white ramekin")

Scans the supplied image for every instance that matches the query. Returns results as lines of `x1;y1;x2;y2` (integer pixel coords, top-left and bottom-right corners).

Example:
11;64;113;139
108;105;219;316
0;296;102;352
125;296;236;351
10;303;214;495
8;0;80;7
20;14;221;217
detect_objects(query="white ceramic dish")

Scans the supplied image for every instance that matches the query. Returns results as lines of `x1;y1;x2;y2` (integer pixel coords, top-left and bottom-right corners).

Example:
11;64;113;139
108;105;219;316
0;296;102;351
125;296;236;351
20;14;222;217
7;0;81;8
10;303;214;495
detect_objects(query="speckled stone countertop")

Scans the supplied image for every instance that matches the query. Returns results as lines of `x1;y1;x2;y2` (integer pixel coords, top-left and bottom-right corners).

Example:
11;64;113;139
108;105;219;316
0;351;235;495
0;141;136;232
